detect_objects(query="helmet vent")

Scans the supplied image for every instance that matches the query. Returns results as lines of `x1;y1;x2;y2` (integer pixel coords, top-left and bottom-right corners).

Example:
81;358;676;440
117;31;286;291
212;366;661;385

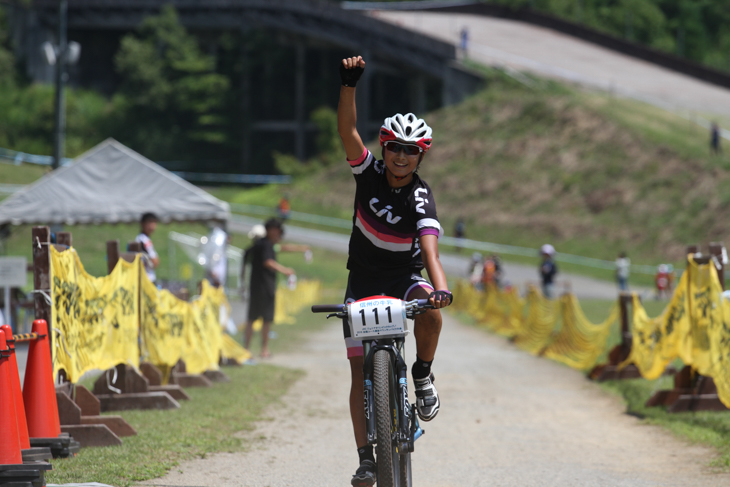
405;126;412;136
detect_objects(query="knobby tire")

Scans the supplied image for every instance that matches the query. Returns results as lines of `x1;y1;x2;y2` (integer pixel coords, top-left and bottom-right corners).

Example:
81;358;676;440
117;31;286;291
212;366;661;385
374;350;395;487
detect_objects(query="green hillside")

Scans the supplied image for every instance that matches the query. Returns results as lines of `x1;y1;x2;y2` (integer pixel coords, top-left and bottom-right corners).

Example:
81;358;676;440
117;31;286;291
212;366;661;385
219;70;730;269
3;69;729;280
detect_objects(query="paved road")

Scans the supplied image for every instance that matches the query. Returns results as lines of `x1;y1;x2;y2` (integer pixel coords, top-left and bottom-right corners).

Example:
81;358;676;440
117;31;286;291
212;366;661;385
373;10;730;123
141;312;729;487
230;215;623;300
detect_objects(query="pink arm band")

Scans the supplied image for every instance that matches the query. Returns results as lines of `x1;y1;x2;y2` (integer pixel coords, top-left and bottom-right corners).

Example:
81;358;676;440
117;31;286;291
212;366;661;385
347;148;368;166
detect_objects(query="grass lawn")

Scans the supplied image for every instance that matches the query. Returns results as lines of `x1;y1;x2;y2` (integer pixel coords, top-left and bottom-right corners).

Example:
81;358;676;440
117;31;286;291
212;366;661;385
46;364;302;486
601;378;730;469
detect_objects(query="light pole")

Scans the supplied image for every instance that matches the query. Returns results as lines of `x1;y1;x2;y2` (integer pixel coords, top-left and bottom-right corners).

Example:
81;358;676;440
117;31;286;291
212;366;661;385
43;0;79;170
52;0;67;170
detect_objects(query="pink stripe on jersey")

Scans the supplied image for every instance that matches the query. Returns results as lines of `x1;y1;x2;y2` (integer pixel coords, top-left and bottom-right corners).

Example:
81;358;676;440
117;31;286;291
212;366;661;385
418;228;440;237
348;148;368;167
356;209;413;244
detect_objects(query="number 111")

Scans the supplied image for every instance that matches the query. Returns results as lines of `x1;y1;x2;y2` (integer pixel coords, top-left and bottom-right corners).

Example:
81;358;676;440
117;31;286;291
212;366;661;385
359;306;392;326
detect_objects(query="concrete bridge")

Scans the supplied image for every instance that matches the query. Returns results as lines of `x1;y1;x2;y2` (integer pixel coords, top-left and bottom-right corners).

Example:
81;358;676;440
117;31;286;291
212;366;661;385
9;0;482;170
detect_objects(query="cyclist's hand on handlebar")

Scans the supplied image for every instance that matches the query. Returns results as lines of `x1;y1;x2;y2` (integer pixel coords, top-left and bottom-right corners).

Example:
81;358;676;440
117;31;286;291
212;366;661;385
429;290;453;309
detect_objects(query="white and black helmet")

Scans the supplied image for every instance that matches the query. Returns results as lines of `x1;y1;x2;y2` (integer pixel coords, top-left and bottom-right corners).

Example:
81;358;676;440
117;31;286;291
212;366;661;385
379;113;433;152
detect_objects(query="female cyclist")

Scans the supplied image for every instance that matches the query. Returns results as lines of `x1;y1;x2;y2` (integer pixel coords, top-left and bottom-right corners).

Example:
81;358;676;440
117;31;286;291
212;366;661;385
338;55;453;486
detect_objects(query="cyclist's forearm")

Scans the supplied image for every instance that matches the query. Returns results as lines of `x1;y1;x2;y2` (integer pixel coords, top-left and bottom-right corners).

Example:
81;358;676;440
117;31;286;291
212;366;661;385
420;235;448;290
338;86;365;160
424;257;448;291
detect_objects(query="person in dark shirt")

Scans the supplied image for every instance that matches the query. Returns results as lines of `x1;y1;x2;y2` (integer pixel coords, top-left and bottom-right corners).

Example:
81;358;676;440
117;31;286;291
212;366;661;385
242;218;308;358
711;122;722;155
539;244;558;298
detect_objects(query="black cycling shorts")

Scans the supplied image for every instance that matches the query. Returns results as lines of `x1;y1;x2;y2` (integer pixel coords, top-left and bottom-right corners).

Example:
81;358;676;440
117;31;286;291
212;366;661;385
342;271;433;358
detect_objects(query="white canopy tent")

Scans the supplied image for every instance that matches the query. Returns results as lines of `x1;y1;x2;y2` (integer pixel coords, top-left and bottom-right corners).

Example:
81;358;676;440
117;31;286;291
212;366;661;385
0;139;230;226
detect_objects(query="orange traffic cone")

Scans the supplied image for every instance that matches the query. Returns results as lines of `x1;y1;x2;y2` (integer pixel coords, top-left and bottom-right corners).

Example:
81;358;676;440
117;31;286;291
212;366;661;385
22;319;61;439
0;324;30;451
0;327;23;465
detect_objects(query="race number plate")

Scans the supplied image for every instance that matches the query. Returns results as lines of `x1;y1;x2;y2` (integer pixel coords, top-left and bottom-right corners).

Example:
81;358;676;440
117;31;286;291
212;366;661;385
348;297;408;340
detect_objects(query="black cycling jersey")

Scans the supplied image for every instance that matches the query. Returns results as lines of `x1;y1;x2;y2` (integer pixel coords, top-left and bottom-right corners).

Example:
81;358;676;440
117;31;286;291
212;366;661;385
346;149;442;276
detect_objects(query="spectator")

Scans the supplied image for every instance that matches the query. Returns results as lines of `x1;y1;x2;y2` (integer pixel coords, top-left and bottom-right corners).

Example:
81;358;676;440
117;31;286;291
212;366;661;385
135;212;159;283
539;244;558;299
203;226;230;289
243;218;309;358
482;254;503;289
277;194;291;220
615;251;630;291
711;122;722;155
469;252;484;289
454;218;466;253
460;27;469;57
655;264;671;300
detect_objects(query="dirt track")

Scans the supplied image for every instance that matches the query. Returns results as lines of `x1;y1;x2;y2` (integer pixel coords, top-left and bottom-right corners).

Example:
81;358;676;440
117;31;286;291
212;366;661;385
372;10;730;120
140;312;729;487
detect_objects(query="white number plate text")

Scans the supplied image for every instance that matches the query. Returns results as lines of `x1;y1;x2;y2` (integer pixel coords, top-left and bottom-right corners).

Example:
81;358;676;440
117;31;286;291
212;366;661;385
348;298;407;339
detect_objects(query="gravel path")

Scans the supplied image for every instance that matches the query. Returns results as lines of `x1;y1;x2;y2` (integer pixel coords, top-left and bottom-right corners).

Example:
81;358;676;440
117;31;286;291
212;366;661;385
372;10;730;120
139;312;728;487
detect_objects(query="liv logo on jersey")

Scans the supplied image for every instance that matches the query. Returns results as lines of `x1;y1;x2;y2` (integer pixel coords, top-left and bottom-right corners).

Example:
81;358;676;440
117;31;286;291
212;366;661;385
369;198;402;224
414;188;429;214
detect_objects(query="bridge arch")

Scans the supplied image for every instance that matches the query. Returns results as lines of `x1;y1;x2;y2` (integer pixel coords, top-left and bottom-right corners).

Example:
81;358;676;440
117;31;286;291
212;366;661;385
13;0;482;171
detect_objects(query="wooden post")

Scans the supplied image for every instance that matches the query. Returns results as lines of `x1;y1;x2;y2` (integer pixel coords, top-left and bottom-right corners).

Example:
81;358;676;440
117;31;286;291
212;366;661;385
128;242;142;253
31;226;52;358
56;232;72;248
618;293;632;362
107;240;120;275
709;242;725;289
588;292;641;381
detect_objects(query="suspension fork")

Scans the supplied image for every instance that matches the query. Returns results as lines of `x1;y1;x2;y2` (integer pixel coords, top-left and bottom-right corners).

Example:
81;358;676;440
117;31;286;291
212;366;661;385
362;340;377;445
362;339;411;448
393;338;411;449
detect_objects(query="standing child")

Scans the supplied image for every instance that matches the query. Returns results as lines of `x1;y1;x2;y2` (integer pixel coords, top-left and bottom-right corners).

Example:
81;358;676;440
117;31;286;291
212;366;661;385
338;55;453;486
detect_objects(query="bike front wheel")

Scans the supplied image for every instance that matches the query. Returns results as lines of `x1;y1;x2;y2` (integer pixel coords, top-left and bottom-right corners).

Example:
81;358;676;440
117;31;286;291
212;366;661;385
374;349;397;486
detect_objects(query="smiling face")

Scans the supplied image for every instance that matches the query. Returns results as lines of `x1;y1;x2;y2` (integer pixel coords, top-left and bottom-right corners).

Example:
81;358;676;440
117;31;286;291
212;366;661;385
382;141;423;187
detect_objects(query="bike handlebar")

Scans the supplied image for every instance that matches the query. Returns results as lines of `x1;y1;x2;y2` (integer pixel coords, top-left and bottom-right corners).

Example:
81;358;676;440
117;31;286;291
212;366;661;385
311;304;346;313
311;299;434;315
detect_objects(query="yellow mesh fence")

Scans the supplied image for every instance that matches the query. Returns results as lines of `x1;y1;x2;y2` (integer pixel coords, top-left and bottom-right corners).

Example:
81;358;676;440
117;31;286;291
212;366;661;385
454;254;730;409
454;280;618;370
543;295;619;370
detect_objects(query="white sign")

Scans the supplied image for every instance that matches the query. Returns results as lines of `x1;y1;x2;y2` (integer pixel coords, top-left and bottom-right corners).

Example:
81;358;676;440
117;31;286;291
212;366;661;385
0;257;28;288
348;297;407;340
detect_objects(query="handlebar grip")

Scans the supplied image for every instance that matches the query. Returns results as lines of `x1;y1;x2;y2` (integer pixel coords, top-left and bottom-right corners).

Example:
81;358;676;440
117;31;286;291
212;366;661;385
311;304;346;313
417;299;431;307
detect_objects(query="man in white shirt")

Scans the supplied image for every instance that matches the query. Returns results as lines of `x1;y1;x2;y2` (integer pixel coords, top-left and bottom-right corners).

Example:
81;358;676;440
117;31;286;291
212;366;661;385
615;251;630;291
135;212;160;283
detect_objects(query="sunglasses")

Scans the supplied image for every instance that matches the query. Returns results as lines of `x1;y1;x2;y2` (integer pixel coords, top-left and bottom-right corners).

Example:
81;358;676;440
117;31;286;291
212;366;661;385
384;141;422;156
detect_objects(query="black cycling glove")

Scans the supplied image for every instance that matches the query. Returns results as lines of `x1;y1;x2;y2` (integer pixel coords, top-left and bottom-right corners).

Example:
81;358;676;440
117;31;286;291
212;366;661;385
339;62;364;87
430;290;453;306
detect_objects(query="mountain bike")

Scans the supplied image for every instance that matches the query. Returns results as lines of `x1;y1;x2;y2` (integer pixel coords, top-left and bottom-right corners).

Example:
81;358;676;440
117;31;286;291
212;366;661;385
312;297;433;487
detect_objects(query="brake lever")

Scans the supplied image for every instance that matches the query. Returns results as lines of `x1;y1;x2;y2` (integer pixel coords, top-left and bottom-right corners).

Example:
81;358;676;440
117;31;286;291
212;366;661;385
326;312;346;320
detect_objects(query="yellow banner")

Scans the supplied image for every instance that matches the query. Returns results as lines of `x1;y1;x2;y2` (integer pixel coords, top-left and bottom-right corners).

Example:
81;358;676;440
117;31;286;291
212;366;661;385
51;247;140;383
140;276;189;375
